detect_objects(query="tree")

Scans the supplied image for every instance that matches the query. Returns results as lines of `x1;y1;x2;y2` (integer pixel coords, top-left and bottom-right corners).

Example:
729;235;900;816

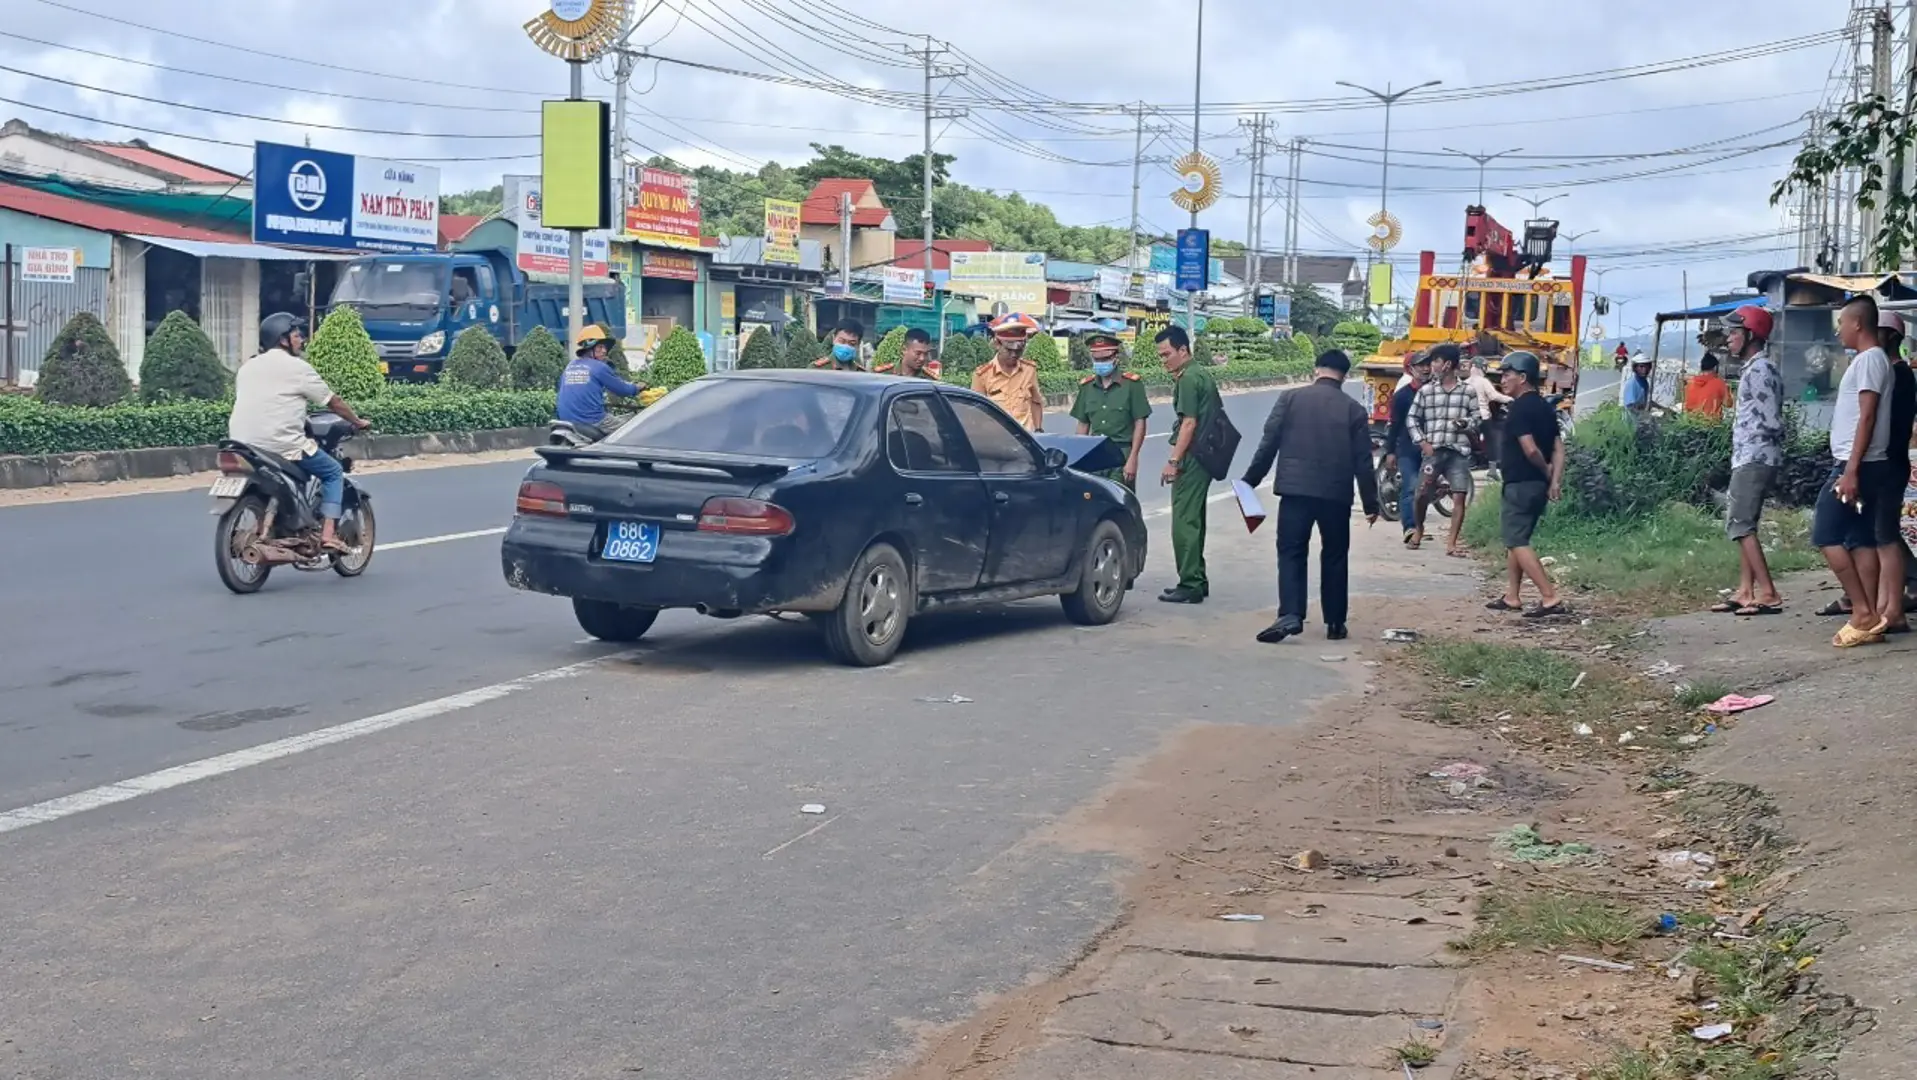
1773;96;1916;270
35;311;129;407
442;326;510;390
1330;320;1383;361
1025;332;1065;372
510;325;568;390
440;186;503;217
647;327;709;390
1067;332;1093;371
783;323;825;368
307;306;384;401
940;333;983;378
1284;283;1345;339
138;310;225;403
739;326;782;370
871;326;907;371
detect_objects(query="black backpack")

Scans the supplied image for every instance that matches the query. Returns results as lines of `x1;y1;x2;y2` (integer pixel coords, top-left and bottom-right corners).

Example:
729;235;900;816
1188;380;1240;479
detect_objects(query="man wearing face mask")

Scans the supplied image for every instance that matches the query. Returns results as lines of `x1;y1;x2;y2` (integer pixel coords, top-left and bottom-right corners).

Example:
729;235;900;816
1069;331;1151;488
972;312;1046;429
812;318;867;370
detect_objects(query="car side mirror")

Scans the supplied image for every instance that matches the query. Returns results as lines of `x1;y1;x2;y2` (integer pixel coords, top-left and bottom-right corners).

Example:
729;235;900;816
292;271;312;296
1043;447;1069;470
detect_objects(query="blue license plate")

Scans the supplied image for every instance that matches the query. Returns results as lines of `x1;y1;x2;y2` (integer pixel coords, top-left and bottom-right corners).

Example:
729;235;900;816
600;520;661;563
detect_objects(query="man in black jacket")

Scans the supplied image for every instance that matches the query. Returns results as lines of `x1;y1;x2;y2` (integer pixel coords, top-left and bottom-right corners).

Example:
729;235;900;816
1240;349;1383;643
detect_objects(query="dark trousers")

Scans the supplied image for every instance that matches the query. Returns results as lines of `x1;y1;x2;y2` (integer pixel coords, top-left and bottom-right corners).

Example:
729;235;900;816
1277;494;1352;627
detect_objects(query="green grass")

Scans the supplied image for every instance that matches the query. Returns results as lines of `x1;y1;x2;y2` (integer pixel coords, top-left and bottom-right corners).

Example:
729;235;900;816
1459;890;1644;953
1462;489;1819;613
1674;678;1735;711
1418;638;1583;696
1396;1041;1439;1068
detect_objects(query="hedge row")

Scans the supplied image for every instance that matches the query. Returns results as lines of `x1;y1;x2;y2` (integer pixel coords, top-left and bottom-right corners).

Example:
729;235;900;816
940;356;1315;396
0;389;556;457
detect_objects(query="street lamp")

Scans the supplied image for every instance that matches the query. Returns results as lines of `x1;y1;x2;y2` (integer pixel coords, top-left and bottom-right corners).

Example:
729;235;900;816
1337;77;1441;321
1505;191;1569;220
1562;228;1599;263
1443;146;1522;207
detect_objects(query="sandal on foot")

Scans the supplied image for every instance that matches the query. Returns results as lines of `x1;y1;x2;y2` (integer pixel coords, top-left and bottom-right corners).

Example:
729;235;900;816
1732;603;1783;616
1709;600;1744;613
1523;602;1570;619
1833;622;1886;648
1485;597;1521;612
1815;599;1852;617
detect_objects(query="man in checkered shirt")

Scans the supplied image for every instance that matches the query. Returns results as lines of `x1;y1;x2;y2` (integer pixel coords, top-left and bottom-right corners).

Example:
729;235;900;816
1408;342;1479;555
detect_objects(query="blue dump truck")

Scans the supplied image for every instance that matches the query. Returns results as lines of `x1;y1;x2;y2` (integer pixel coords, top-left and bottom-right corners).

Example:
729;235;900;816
325;244;627;381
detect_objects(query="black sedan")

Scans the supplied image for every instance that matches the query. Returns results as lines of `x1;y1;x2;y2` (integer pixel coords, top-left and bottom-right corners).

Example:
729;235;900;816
501;370;1148;666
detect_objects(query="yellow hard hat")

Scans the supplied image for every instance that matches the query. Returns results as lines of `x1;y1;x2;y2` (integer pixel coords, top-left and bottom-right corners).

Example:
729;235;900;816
574;324;611;350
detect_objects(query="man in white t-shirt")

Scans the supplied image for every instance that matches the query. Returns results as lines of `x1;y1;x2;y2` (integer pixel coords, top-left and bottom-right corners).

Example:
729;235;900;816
1815;295;1895;647
228;313;370;553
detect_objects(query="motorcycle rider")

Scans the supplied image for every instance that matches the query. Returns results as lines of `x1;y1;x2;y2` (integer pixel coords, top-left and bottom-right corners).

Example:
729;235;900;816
555;324;643;442
227;312;370;554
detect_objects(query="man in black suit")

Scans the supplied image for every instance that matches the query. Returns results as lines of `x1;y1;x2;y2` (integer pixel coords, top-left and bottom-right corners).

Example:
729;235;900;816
1239;349;1383;643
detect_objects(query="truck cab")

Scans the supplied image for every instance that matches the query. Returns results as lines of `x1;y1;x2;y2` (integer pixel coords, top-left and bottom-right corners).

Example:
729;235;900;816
329;251;513;381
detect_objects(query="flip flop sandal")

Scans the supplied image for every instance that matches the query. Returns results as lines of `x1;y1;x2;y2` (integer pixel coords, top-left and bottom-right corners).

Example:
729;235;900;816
1485;598;1521;612
1815;599;1852;617
1709;601;1742;613
1704;693;1775;715
1732;604;1783;616
1523;603;1570;619
1833;622;1886;648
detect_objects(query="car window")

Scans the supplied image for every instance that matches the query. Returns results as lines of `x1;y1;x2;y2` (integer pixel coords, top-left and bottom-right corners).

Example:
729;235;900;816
607;378;858;459
948;397;1040;475
887;396;964;473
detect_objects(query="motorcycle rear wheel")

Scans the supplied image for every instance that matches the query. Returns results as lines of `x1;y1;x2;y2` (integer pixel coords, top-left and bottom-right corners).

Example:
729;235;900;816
332;501;377;577
216;494;273;595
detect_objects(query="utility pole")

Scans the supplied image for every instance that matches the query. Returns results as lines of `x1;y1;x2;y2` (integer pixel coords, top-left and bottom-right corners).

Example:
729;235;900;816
1443;146;1523;208
1902;0;1917;268
1865;4;1893;266
1336;78;1442;324
838;192;852;298
1186;0;1204;335
1505;191;1569;220
1284;137;1302;287
1238;113;1270;315
566;57;585;358
905;36;966;324
608;5;660;234
1126;103;1145;287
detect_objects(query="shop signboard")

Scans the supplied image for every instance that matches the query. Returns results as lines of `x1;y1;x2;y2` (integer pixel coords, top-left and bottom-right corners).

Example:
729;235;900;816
623;165;702;249
948;250;1045;312
643;251;701;281
253;140;438;253
503;174;610;276
1175;229;1209;293
20;247;77;283
763;198;801;265
882;266;925;304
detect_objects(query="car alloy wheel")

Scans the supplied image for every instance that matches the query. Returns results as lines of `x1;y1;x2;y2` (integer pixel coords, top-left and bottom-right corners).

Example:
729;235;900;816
858;563;902;646
1089;535;1123;609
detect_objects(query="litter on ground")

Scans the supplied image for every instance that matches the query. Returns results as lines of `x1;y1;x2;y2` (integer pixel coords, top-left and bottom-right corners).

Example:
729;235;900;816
1493;825;1597;866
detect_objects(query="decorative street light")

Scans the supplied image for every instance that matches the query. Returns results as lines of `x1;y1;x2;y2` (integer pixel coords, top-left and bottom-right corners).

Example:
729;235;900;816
1337;77;1441;320
1443;146;1523;208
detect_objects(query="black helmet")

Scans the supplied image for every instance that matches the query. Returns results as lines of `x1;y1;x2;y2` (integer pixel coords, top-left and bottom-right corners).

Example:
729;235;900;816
260;312;307;351
1502;350;1543;384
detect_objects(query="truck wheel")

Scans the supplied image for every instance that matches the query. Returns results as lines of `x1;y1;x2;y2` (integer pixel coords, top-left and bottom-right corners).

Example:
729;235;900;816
822;543;912;667
1061;519;1127;626
573;598;659;643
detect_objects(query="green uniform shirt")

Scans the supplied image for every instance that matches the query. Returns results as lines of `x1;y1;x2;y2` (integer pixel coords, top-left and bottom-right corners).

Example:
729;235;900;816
1069;373;1151;443
1172;363;1220;450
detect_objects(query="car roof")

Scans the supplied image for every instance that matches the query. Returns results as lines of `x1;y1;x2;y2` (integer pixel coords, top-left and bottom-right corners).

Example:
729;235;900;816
700;368;973;401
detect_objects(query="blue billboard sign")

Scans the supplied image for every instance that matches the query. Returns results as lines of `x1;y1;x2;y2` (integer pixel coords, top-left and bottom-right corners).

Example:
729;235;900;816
1148;244;1175;274
1256;292;1275;323
252;141;440;253
1175;228;1209;293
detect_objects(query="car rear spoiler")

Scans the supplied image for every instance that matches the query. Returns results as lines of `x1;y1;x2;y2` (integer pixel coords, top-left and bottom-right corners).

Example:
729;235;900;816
534;444;792;480
1032;432;1127;474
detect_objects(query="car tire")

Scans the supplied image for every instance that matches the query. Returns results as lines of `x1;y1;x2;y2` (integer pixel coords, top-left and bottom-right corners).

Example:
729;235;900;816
823;542;912;667
1061;519;1128;626
573;598;659;643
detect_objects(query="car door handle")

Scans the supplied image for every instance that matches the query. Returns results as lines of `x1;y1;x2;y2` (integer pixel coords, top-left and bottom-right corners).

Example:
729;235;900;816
904;492;923;506
993;491;1010;504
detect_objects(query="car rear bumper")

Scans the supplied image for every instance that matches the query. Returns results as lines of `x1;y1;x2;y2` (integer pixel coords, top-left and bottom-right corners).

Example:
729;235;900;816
500;517;847;613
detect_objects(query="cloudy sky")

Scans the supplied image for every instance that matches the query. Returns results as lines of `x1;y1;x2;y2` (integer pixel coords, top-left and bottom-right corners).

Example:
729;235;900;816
0;0;1865;337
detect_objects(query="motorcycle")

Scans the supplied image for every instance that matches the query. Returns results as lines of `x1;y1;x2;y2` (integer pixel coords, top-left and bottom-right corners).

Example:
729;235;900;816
547;420;603;448
209;413;376;594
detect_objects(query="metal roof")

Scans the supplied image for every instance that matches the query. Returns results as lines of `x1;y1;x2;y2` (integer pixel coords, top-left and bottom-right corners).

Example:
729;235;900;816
0;180;248;244
130;235;355;262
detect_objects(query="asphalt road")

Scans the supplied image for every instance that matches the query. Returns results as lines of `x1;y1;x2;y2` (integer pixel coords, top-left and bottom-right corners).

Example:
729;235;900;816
0;379;1443;1080
0;384;1294;813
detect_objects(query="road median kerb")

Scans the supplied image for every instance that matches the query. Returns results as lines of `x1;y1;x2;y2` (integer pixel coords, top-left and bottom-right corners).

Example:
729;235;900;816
0;425;549;490
0;375;1305;490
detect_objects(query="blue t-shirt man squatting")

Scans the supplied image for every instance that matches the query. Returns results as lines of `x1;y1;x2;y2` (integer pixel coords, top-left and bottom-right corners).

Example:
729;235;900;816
555;357;640;426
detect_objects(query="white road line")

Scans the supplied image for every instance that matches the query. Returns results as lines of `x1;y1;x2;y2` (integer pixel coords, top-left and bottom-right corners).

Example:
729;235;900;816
381;526;508;551
0;654;626;837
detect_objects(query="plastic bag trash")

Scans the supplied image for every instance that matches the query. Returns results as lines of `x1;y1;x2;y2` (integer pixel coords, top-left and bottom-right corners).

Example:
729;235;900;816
1382;628;1420;643
1559;954;1635;972
1429;762;1491;781
1573;722;1595;737
1617;730;1636;745
1692;1022;1734;1042
800;804;827;815
917;694;974;704
1642;660;1683;677
1677;733;1704;747
1219;913;1265;922
1657;850;1716;871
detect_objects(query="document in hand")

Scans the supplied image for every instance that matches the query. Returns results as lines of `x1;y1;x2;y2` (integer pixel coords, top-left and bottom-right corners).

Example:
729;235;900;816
1231;479;1267;533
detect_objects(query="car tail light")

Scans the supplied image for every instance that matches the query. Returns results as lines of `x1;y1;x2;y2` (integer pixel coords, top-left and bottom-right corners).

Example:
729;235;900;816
217;451;252;474
515;480;568;517
697;497;795;536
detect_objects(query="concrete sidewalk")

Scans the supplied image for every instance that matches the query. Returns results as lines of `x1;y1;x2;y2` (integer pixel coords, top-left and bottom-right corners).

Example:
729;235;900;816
1650;576;1917;1080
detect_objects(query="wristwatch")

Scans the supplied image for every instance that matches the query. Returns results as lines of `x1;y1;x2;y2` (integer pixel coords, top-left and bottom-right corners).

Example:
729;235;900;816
1167;457;1183;468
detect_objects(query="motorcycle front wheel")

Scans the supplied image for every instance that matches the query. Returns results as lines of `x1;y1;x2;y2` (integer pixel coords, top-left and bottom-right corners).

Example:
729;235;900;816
332;501;377;578
216;494;273;595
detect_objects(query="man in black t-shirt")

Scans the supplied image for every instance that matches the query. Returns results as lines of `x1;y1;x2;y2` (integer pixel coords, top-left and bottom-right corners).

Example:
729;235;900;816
1487;351;1567;618
1878;312;1916;624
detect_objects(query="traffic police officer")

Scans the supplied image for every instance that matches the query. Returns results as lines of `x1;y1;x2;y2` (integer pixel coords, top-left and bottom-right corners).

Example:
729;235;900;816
1068;332;1150;489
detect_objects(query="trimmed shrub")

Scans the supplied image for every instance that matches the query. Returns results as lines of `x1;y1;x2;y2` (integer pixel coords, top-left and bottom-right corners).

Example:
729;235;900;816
441;326;511;390
35;311;129;407
307;307;383;401
647;327;709;389
783;323;825;368
138;311;225;403
1026;331;1065;372
940;333;984;377
510;325;568;390
1067;332;1094;371
871;326;908;372
739;326;782;370
1330;320;1383;361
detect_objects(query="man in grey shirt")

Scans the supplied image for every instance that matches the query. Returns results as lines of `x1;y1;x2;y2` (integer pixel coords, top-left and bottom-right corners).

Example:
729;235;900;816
1714;305;1785;616
1814;295;1896;647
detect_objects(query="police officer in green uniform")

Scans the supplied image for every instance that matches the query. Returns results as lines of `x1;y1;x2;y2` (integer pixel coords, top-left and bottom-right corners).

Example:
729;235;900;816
1068;331;1151;489
1157;325;1219;604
